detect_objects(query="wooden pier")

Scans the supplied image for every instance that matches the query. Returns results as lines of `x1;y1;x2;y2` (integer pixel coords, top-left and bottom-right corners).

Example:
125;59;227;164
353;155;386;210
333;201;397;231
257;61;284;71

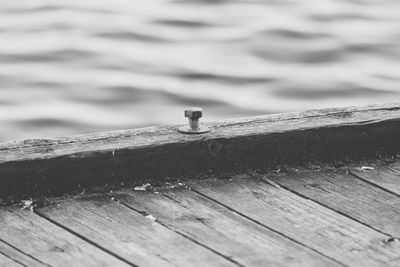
1;103;400;266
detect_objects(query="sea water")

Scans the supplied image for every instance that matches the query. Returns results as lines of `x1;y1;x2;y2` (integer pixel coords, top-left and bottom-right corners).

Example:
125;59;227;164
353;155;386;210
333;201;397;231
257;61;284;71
0;0;399;141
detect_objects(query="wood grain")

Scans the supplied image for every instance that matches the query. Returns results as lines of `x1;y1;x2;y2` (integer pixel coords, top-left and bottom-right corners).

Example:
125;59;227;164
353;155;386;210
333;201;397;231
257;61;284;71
351;165;400;196
0;240;46;267
0;250;24;267
1;103;400;197
115;188;340;267
37;195;237;267
0;206;129;267
260;170;400;237
190;175;400;267
390;162;400;173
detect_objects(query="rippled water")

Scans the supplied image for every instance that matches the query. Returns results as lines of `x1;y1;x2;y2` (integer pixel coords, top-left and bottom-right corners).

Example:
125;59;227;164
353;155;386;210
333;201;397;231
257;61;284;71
1;0;400;142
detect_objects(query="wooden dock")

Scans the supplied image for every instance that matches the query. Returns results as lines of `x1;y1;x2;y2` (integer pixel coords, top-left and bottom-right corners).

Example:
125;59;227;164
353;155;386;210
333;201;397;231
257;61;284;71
1;103;400;266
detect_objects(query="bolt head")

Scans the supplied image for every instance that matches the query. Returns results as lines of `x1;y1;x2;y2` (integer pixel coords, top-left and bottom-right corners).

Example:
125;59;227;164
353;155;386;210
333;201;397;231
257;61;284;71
184;107;203;119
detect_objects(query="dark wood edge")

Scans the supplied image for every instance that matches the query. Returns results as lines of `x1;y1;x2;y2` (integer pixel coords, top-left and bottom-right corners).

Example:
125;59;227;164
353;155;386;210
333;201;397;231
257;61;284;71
1;103;400;198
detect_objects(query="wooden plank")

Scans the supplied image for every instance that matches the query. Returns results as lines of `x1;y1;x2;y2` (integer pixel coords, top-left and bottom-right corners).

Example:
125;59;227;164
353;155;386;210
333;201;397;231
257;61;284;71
350;164;400;196
259;170;400;237
36;195;237;267
0;240;46;267
115;188;340;267
0;251;24;267
0;206;129;267
1;103;400;197
190;175;400;267
390;161;400;173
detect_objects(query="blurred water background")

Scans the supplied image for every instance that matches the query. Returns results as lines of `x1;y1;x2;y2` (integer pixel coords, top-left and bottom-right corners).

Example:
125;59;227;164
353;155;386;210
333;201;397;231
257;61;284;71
1;0;400;142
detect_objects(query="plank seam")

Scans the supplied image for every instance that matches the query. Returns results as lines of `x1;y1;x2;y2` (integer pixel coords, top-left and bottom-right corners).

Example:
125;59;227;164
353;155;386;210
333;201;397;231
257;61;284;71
189;188;347;267
0;250;27;267
387;166;400;174
117;201;245;267
33;212;137;267
257;175;393;238
348;171;400;199
0;239;51;267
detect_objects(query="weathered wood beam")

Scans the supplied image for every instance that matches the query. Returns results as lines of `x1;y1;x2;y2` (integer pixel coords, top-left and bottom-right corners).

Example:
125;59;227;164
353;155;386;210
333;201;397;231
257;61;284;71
1;103;400;197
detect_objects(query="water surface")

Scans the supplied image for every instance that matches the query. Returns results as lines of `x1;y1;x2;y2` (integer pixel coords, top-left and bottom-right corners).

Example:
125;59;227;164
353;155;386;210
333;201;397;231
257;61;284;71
1;0;399;141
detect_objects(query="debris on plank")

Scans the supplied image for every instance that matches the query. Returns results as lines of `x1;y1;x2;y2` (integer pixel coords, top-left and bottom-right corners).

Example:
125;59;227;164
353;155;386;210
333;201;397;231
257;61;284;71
145;214;157;222
361;166;374;171
384;237;400;244
308;163;321;170
134;183;152;191
20;199;34;211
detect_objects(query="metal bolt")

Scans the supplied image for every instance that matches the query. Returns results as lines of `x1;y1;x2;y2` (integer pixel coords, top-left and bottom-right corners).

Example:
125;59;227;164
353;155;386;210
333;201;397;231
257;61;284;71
178;107;210;134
